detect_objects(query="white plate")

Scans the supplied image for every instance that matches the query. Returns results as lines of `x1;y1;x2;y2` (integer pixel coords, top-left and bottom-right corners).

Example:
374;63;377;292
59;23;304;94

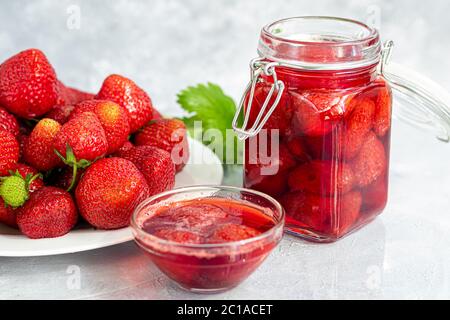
0;138;223;257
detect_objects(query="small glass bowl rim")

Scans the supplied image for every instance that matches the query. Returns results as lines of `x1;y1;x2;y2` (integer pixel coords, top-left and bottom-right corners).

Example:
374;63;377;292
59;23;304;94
130;185;285;250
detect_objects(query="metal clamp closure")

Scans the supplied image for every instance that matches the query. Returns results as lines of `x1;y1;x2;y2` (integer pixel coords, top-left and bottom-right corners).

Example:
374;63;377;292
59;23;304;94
232;58;285;140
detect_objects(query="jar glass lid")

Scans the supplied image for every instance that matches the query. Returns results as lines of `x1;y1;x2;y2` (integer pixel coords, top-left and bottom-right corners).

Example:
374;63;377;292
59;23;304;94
258;16;381;70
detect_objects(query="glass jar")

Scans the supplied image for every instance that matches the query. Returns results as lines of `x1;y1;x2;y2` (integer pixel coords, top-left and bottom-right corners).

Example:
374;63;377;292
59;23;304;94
233;16;450;242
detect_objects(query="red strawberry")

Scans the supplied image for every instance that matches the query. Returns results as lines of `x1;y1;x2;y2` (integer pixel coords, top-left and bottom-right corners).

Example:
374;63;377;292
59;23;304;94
153;229;203;244
54;112;108;162
245;169;289;198
75;157;150;229
16;186;78;239
288;160;354;196
17;133;29;162
96;74;154;133
0;106;19;136
340;96;376;159
208;224;260;243
0;49;59;118
352;132;387;187
373;81;392;137
134;119;189;172
152;109;163;120
246;83;292;136
285;136;310;162
47;167;84;191
245;144;296;197
281;190;362;236
13;163;44;193
45;104;75;124
69;100;130;154
23;118;62;171
119;146;175;196
56;81;94;106
361;176;388;212
290;90;343;137
0;198;17;228
303;133;334;160
0;129;19;176
113;140;134;157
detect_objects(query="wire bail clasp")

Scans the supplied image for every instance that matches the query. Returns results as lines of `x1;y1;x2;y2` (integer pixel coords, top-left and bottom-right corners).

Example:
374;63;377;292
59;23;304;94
232;58;285;140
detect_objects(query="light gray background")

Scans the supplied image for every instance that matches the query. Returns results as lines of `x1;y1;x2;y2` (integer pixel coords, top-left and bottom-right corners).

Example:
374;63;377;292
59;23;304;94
0;0;449;116
1;0;450;300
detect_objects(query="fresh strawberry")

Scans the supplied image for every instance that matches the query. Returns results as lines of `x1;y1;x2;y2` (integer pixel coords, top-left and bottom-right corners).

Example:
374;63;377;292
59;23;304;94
59;83;94;105
17;133;28;162
54;112;108;162
75;157;149;229
53;112;108;191
16;186;78;239
45;104;75;124
352;132;387;187
245;144;296;197
153;229;202;244
13;163;44;193
119;146;175;196
0;168;42;210
288;160;354;196
134;118;189;172
340;96;376;159
208;224;260;243
151;109;163;120
246;83;292;136
0;49;59;118
113;140;134;157
0;129;19;176
23;118;62;171
0;106;19;136
96;74;154;133
47;167;84;191
69;100;130;154
290;90;343;137
373;81;392;137
0;198;17;228
281;190;361;236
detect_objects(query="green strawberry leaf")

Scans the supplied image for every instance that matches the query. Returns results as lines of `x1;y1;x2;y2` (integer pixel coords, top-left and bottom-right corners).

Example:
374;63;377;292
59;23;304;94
177;83;243;164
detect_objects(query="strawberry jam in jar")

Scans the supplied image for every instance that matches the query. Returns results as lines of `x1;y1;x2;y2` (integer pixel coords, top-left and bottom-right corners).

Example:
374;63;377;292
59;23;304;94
131;186;284;293
234;17;395;242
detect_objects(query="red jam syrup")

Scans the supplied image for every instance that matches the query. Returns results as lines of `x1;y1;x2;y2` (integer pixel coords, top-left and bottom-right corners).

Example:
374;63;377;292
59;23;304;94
137;197;280;292
244;67;392;242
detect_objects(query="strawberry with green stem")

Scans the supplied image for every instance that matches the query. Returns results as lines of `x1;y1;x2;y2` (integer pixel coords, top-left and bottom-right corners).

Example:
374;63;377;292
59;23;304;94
54;145;91;192
0;170;42;208
53;112;108;192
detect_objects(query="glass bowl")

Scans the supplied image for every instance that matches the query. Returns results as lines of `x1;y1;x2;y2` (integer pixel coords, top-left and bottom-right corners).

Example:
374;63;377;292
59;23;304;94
130;185;284;293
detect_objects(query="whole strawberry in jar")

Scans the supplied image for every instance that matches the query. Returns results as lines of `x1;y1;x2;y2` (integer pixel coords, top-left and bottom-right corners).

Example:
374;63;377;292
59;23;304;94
233;16;450;242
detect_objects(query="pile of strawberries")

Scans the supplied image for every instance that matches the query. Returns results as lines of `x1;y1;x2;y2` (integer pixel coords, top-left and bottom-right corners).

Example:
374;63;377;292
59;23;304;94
245;80;392;237
0;49;189;239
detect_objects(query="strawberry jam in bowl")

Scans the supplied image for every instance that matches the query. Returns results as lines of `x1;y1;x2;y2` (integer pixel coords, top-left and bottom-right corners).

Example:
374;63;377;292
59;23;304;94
131;186;284;293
